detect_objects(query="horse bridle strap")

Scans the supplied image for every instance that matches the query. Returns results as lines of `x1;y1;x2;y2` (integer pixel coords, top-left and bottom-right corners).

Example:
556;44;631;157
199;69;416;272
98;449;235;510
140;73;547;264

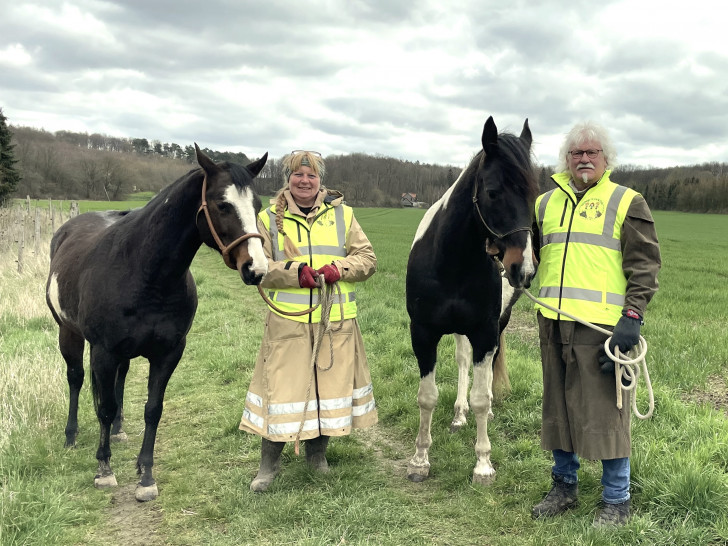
198;174;264;270
471;184;531;239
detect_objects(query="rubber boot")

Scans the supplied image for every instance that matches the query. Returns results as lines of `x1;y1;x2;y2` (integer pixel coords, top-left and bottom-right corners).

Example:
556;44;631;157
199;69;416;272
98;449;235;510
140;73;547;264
250;438;285;492
305;435;330;473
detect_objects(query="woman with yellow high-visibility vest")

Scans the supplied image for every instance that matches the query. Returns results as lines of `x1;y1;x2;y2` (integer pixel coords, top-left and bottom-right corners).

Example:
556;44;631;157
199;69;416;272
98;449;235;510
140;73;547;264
530;122;661;527
239;150;377;492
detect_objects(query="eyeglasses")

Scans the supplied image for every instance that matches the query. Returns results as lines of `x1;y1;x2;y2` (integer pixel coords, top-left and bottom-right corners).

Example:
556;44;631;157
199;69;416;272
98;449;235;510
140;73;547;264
568;149;602;159
291;150;322;157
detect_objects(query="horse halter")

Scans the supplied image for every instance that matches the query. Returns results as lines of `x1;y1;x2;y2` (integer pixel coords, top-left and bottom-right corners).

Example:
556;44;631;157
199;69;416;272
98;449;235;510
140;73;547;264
197;174;264;270
471;181;532;239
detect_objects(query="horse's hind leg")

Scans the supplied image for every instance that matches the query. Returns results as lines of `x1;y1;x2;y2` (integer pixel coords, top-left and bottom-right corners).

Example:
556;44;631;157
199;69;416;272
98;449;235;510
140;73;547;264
135;342;184;502
59;325;84;448
89;344;122;489
407;323;441;483
111;359;130;442
451;334;472;432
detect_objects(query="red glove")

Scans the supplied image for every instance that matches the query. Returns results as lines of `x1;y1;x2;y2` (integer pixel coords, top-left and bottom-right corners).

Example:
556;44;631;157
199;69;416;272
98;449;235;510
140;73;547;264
317;264;341;284
299;265;318;289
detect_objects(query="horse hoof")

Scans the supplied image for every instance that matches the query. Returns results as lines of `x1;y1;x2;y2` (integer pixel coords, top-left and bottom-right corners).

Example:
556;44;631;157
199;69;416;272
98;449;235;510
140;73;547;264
135;483;159;502
449;421;465;433
110;432;128;442
406;463;430;482
407;472;428;483
472;472;496;486
94;474;118;488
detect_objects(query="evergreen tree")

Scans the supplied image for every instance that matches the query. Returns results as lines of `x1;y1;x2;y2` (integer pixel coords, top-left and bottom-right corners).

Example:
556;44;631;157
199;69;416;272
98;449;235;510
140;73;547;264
0;108;21;205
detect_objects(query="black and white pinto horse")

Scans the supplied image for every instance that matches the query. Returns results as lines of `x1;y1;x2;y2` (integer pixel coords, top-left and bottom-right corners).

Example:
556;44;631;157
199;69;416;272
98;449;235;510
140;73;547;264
45;145;268;501
406;116;538;485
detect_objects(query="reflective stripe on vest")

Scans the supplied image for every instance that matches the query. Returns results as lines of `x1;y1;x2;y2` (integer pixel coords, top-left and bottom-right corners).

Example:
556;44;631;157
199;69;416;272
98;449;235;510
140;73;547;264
535;172;637;326
260;203;357;323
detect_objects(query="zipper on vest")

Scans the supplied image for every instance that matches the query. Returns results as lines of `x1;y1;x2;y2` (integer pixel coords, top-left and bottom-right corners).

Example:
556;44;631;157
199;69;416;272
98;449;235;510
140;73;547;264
557;197;577;317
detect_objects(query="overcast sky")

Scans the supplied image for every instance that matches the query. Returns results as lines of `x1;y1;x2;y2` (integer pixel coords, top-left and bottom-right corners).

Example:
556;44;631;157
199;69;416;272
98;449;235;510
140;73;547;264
1;0;726;170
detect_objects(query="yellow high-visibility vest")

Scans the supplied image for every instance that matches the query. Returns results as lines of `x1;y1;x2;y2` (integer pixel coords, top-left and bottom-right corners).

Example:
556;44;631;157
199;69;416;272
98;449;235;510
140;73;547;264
260;203;357;323
535;170;638;326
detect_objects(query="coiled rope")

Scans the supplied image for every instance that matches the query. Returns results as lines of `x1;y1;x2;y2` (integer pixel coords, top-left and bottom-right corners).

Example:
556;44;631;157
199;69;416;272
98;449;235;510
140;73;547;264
258;276;344;454
522;289;654;419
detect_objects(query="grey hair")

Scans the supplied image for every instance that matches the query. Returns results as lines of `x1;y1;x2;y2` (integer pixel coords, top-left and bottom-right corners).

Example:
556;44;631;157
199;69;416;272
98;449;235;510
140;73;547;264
556;121;618;173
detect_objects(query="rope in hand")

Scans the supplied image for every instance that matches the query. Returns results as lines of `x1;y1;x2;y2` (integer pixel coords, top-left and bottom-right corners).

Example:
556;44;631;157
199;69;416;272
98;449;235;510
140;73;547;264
258;274;345;454
522;289;654;420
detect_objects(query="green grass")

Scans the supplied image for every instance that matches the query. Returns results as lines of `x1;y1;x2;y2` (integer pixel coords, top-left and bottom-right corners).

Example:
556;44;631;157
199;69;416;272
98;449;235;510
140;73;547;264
2;207;728;545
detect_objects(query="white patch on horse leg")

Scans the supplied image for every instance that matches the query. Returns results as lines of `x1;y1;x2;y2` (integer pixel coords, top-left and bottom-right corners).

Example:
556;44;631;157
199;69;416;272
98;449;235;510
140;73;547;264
471;353;496;485
451;334;471;432
407;370;438;482
47;273;68;321
225;186;268;277
521;232;536;280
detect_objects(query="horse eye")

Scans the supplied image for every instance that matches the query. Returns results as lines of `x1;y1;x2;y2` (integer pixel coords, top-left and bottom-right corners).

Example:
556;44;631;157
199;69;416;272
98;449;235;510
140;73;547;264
487;190;499;200
217;202;232;213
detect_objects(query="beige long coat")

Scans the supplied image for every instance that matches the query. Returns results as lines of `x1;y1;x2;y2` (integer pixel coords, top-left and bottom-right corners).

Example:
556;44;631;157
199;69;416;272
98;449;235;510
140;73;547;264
239;190;377;441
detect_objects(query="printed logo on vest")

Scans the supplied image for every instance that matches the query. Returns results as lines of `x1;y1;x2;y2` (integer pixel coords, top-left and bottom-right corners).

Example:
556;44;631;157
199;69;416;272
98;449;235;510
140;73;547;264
579;198;604;220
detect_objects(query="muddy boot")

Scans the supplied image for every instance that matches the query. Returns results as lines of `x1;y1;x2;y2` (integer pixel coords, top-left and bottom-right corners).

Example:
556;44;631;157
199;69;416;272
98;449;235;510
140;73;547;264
531;473;579;519
304;435;330;473
250;438;285;493
593;499;630;527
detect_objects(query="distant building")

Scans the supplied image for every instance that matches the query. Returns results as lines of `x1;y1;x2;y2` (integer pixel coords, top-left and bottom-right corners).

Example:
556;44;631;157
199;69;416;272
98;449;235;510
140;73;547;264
401;192;417;207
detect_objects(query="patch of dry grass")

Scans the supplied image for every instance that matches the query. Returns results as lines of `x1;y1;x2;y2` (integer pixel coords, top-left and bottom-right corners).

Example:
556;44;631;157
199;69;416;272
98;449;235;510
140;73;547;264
0;204;67;451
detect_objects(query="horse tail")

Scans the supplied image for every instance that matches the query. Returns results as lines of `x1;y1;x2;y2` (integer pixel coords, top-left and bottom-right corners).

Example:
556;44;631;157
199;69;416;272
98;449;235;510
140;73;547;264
492;331;511;401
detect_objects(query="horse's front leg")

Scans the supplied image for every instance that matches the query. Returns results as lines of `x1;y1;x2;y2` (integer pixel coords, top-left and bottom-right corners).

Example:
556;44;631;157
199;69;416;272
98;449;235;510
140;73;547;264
407;324;440;482
451;334;471;432
407;370;438;482
111;358;130;442
470;349;497;486
90;344;120;489
135;342;184;502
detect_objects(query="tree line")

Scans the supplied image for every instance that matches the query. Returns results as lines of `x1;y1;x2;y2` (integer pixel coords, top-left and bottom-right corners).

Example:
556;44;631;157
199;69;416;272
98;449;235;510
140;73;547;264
1;114;726;213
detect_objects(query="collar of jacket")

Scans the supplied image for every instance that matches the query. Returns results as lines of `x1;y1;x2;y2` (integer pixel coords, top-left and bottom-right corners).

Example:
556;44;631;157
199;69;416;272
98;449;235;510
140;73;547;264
551;169;612;201
282;189;345;217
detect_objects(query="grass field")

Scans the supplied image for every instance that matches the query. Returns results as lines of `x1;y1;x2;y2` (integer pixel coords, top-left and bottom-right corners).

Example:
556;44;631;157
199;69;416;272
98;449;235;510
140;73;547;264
1;202;728;545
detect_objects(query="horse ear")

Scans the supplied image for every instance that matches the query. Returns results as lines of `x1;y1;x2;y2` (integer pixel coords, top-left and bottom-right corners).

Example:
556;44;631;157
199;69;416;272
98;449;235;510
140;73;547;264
481;116;499;156
194;143;217;171
246;152;268;177
520;119;532;150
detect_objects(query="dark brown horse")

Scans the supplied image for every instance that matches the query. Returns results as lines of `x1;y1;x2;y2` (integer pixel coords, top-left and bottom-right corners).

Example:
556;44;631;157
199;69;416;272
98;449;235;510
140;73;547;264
405;116;538;485
46;145;268;501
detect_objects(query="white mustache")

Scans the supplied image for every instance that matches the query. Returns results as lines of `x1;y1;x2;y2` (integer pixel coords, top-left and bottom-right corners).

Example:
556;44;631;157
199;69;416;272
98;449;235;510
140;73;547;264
577;163;595;170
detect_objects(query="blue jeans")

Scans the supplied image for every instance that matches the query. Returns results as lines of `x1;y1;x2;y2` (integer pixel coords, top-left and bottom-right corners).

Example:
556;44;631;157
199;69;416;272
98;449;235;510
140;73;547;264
552;449;630;504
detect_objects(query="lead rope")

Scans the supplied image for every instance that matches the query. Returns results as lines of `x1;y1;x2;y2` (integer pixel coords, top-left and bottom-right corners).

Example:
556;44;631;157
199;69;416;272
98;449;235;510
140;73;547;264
292;276;345;454
522;289;654;419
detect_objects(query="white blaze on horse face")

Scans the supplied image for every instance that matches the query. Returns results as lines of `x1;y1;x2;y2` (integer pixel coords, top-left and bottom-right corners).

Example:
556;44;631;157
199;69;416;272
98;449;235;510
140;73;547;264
500;278;516;320
47;273;68;321
224;186;268;276
521;232;536;281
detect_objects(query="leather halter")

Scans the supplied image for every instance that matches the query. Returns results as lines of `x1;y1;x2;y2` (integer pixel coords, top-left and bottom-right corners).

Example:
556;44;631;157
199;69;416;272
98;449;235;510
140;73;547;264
471;181;532;239
197;174;264;270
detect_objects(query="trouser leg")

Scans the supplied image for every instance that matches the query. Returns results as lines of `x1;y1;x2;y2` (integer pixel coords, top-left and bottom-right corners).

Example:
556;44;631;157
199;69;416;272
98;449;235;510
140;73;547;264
601;457;630;504
552;449;580;484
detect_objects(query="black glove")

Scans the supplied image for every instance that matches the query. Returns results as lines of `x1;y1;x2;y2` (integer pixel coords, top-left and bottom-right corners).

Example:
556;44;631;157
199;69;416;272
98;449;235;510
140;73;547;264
599;311;642;374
